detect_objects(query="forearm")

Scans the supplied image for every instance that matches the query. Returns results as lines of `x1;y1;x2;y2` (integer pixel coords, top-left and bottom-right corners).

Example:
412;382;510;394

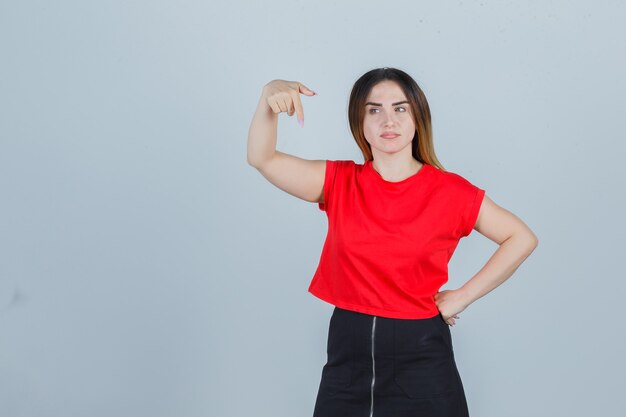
460;232;538;306
247;89;278;168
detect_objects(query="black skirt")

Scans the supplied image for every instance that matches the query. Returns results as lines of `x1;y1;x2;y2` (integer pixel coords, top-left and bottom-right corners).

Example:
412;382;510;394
313;307;470;417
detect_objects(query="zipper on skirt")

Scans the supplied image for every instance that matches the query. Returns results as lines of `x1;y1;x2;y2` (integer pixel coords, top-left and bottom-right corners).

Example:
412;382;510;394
370;316;377;417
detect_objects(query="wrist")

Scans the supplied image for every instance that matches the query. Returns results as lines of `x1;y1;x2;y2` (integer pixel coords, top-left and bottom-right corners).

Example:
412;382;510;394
458;285;475;307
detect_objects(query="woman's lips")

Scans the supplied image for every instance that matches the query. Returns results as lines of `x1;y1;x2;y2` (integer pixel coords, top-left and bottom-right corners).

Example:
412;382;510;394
381;133;400;139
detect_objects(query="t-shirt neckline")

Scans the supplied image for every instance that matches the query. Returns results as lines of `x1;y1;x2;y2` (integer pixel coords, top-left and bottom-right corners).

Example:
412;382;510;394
365;160;430;185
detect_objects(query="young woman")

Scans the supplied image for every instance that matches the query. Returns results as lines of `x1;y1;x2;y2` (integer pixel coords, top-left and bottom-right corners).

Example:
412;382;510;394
247;67;538;417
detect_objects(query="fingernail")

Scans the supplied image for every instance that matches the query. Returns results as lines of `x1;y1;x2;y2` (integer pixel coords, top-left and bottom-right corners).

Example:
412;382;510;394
298;118;304;128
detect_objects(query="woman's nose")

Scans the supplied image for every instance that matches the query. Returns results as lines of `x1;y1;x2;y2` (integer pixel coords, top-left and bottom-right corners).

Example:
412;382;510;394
383;112;397;126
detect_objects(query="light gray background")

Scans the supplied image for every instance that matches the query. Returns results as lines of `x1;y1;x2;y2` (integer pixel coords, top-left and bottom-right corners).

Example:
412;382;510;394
1;1;624;416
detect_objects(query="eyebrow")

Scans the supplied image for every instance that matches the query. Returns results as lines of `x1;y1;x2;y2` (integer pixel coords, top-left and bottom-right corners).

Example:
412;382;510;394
365;100;409;106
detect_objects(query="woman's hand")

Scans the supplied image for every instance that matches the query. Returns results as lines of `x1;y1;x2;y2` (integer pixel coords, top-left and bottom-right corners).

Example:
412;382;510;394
262;80;316;127
434;289;470;326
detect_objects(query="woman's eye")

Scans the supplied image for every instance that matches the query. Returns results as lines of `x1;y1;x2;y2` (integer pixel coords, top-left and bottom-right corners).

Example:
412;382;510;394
368;107;407;114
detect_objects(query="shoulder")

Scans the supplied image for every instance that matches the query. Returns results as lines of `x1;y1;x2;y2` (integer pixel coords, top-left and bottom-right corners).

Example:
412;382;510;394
326;159;358;174
431;166;481;192
328;159;357;167
322;160;359;187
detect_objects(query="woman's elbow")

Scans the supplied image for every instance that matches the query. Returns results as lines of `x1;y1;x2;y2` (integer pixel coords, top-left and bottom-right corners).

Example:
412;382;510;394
523;229;539;253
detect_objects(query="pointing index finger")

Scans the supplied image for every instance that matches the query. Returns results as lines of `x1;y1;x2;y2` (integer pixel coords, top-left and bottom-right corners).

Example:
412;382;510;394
292;90;305;127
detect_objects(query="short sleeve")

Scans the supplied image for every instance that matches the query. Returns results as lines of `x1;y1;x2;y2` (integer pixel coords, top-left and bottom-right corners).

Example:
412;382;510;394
459;185;486;238
318;160;338;212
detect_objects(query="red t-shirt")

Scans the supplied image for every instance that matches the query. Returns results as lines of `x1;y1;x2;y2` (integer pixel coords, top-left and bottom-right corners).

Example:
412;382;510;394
308;159;485;319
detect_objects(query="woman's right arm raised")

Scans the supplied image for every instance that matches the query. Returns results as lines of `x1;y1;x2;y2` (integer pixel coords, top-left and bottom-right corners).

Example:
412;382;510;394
247;80;326;204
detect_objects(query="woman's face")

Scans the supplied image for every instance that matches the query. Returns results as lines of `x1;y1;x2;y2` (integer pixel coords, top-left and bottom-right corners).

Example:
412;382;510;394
362;80;416;157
